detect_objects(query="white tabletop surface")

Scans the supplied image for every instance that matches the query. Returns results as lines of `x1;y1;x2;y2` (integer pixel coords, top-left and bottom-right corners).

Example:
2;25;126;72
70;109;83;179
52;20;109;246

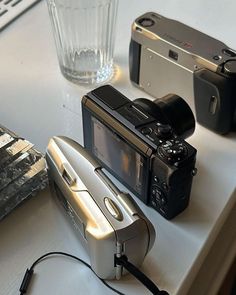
0;1;236;295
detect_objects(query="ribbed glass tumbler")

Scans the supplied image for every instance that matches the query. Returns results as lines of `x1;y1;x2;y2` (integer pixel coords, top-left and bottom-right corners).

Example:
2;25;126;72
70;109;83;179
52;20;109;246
46;0;119;85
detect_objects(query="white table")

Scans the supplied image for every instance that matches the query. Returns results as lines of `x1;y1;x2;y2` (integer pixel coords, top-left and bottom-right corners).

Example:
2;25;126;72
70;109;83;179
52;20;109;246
0;1;236;295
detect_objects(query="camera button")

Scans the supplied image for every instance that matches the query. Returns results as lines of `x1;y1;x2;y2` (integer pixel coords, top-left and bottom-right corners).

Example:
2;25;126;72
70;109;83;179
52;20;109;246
151;199;157;208
160;196;167;206
153;175;159;183
162;182;168;191
155;189;162;200
213;55;221;61
154;188;167;206
151;186;167;208
138;17;155;27
151;187;156;196
155;124;172;138
104;198;123;221
223;60;236;76
141;127;153;135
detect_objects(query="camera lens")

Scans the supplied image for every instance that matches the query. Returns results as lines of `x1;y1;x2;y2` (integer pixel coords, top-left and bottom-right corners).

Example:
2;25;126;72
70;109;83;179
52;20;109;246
138;17;155;27
133;94;195;139
156;94;195;138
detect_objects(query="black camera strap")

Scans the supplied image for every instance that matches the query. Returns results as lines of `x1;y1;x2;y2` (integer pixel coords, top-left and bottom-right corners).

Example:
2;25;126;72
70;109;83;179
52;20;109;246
19;251;169;295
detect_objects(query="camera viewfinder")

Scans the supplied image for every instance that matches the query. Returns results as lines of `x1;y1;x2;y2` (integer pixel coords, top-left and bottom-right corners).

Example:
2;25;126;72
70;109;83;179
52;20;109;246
169;50;178;61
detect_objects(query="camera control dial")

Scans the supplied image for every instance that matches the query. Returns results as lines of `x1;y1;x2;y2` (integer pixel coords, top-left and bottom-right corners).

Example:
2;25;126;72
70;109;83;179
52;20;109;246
223;60;236;77
151;186;167;208
158;140;187;162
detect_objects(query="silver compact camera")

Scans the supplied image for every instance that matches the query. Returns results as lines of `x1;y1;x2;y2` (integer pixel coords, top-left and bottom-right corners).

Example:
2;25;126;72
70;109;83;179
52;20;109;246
130;12;236;134
46;136;155;280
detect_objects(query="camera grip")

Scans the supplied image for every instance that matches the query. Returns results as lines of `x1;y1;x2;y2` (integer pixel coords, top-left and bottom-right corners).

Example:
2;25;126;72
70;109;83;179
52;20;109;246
194;69;234;134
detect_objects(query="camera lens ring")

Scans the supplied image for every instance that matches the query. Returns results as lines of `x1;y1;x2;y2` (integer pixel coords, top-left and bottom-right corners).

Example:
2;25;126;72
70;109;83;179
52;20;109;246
133;95;195;139
138;17;155;27
155;94;195;139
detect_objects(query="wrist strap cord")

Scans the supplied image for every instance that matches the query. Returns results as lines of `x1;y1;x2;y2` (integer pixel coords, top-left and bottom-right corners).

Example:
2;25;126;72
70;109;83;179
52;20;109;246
19;251;169;295
115;256;169;295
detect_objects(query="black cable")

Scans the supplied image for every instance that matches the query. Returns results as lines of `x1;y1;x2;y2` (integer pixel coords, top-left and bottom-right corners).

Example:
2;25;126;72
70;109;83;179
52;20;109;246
19;251;169;295
115;256;169;295
19;251;125;295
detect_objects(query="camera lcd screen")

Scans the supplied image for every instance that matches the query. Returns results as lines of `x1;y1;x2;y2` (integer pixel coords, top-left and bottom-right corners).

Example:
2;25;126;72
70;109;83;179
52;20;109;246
91;117;144;195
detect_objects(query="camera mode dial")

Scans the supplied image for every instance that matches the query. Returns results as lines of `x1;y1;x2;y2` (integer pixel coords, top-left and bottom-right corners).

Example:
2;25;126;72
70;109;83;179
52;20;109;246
158;139;187;162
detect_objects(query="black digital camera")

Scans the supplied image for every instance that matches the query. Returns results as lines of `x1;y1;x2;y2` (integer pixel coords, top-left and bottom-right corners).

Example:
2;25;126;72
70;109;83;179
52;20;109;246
82;85;197;219
129;12;236;134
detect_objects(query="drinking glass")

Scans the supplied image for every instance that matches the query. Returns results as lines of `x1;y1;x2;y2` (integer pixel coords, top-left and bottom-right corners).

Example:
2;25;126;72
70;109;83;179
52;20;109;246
46;0;119;84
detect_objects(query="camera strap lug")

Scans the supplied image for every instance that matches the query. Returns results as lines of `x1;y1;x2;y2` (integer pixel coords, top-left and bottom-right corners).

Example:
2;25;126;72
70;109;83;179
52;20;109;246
115;241;123;280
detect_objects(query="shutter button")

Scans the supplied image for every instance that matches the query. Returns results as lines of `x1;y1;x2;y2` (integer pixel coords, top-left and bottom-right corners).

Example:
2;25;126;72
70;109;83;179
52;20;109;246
155;124;172;138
